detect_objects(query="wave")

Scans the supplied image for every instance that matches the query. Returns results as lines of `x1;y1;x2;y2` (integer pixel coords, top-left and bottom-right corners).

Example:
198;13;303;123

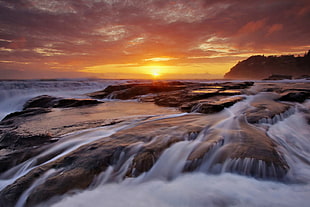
0;79;126;120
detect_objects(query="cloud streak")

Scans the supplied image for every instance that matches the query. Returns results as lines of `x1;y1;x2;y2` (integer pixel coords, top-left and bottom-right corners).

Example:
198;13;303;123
0;0;309;79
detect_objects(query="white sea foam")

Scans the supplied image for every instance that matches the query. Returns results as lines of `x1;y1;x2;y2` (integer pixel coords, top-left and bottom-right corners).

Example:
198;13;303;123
0;79;126;120
52;172;310;207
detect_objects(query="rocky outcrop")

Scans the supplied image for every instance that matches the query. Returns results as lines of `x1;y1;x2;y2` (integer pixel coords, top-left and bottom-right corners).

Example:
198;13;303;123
1;95;103;122
23;95;102;110
183;97;245;114
87;81;188;99
0;113;290;206
0;95;104;174
2;108;52;121
279;91;310;103
263;74;292;80
23;95;59;109
1;81;309;206
224;51;310;79
89;81;254;114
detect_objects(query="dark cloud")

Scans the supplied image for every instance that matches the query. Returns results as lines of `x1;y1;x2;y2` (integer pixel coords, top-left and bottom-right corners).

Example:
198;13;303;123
0;0;309;79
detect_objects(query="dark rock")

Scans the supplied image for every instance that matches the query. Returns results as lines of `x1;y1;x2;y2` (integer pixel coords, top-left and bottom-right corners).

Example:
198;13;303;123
53;99;101;108
88;82;187;100
296;74;310;79
279;91;310;103
130;150;157;176
0;147;46;173
221;81;254;89
190;97;245;114
24;95;102;109
2;108;51;121
0;130;55;173
23;95;59;110
88;81;253;112
0;132;53;150
152;82;252;109
263;74;292;80
86;84;134;99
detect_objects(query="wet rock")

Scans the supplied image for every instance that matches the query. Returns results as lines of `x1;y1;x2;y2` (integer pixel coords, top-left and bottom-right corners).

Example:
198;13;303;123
88;82;187;99
0;132;53;150
245;93;292;124
153;91;186;107
23;95;59;109
87;84;137;99
130;150;156;176
24;95;102;109
279;91;310;103
190;97;245;114
0;115;211;206
0;131;55;173
263;74;292;80
2;81;303;207
2;108;51;121
221;81;254;89
187;116;289;179
0;146;47;173
154;88;248;109
1;95;102;126
296;74;310;80
88;81;253;110
53;99;101;108
0;112;291;206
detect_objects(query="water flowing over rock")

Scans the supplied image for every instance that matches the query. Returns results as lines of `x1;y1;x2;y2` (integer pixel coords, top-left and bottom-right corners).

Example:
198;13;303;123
0;80;309;207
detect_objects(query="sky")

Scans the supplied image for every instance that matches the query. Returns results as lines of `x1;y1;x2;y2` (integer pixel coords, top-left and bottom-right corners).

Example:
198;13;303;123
0;0;309;79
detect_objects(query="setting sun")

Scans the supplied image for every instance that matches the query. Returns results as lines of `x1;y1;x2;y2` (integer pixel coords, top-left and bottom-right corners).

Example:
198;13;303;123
152;71;160;78
140;65;167;79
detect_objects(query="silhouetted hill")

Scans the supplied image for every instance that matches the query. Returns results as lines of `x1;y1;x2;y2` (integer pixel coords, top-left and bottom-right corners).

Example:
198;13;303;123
224;51;310;79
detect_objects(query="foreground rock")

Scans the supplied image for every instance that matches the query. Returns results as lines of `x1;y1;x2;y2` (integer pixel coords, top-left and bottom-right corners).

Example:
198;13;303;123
1;81;309;206
0;112;290;206
0;101;177;174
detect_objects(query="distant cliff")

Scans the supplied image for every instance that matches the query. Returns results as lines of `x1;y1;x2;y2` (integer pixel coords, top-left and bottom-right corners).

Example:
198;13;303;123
224;51;310;79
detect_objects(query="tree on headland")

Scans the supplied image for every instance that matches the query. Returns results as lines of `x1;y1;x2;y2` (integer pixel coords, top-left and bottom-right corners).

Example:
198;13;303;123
224;51;310;79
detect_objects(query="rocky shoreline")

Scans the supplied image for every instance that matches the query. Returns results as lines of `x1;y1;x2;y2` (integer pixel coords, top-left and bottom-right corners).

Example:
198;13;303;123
0;80;310;206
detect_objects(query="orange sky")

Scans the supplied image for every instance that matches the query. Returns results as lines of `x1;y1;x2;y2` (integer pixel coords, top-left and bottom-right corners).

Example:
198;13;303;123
0;0;309;79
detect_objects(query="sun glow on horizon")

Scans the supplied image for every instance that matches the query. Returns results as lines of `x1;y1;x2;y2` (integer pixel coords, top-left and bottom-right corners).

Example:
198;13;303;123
152;71;160;78
142;65;167;79
80;62;230;79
